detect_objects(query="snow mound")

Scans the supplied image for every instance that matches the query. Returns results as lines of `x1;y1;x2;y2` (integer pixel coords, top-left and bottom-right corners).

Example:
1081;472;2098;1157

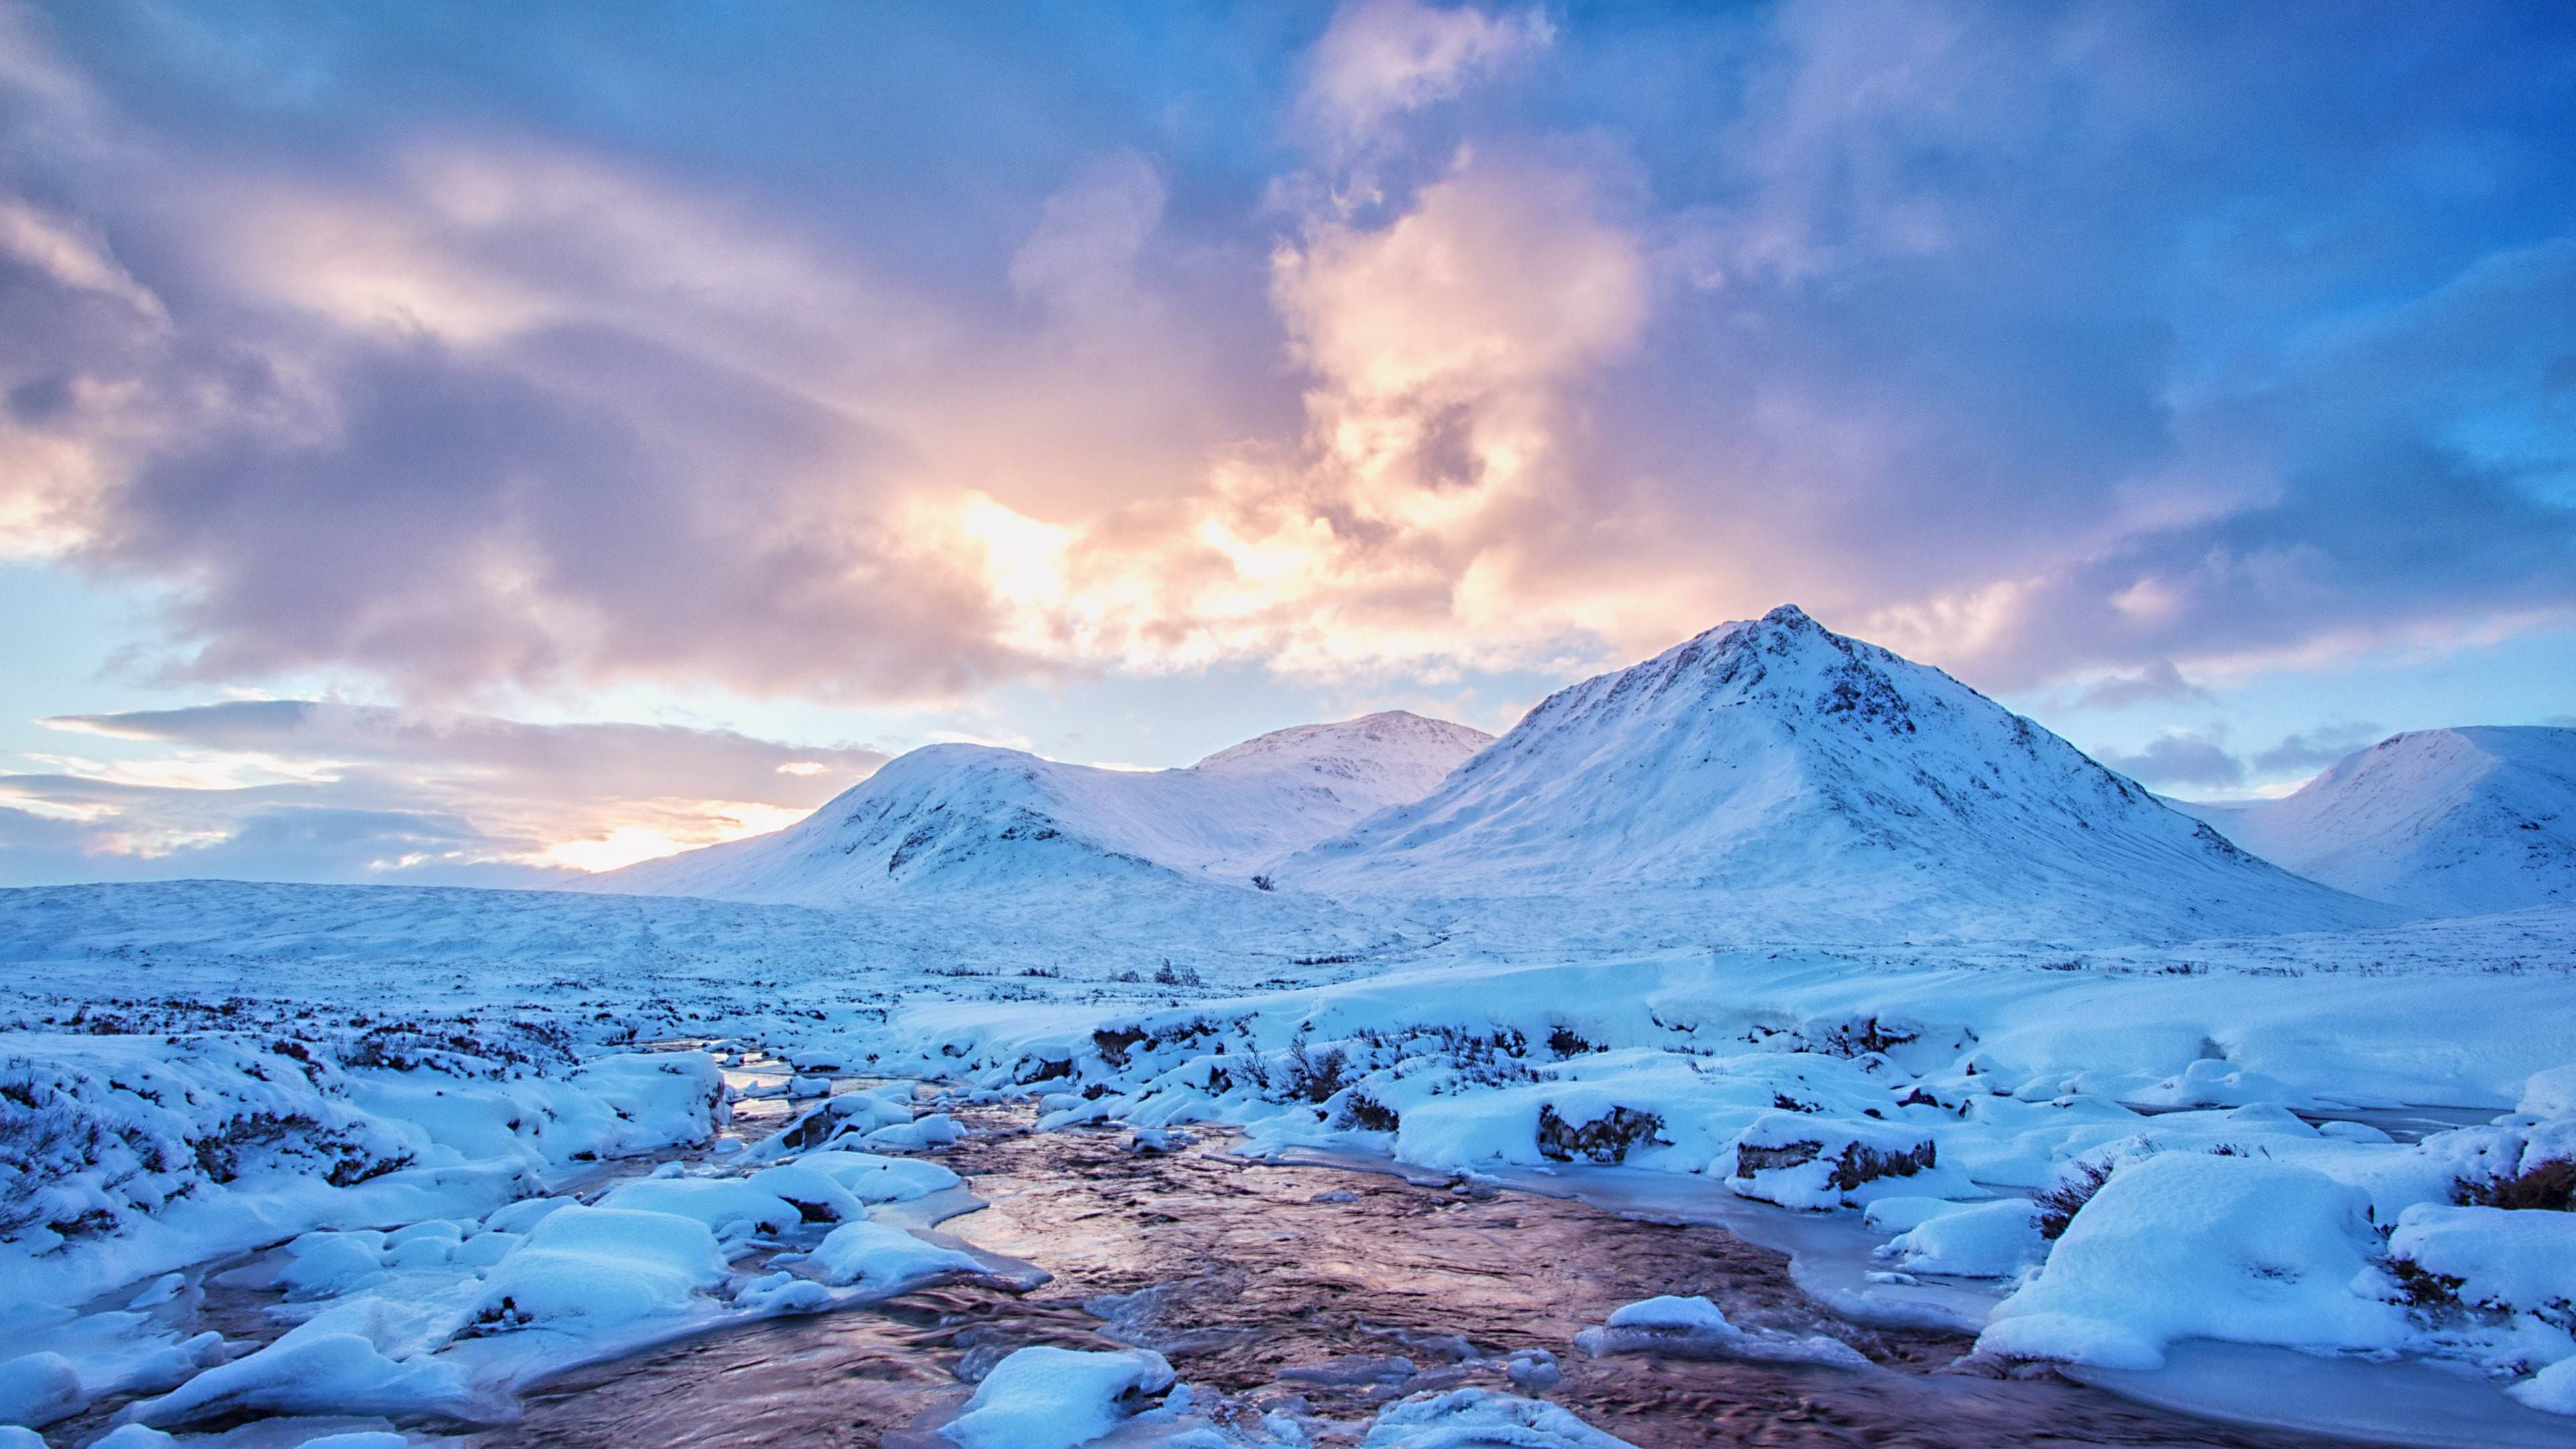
1978;1152;2406;1369
1876;1197;2044;1278
2182;727;2576;916
475;1205;729;1328
810;1220;986;1289
1281;606;2389;943
587;711;1489;906
938;1344;1175;1449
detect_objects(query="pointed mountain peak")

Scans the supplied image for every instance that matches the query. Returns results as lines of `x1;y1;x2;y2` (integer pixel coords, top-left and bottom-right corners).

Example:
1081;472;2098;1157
1760;602;1817;629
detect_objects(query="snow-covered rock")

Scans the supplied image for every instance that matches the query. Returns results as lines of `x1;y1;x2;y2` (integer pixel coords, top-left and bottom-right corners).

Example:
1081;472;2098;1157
1281;606;2390;943
2180;727;2576;916
1876;1197;2045;1278
937;1345;1175;1449
1727;1110;1955;1210
475;1205;730;1328
586;710;1490;905
1978;1152;2406;1369
809;1220;985;1290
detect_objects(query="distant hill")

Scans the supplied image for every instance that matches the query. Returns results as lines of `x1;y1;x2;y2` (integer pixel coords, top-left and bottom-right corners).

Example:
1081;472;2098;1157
2178;727;2576;917
581;711;1491;907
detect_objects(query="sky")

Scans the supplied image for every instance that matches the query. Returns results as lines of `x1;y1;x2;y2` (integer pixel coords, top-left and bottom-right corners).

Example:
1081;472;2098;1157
0;0;2571;888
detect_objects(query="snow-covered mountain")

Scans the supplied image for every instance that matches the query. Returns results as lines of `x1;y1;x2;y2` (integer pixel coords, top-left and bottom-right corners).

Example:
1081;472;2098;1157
584;711;1492;907
2178;727;2576;917
1279;606;2394;942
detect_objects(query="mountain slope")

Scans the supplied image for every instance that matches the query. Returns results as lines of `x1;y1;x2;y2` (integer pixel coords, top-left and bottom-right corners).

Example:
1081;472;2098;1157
1280;606;2394;943
584;712;1491;907
2179;727;2576;917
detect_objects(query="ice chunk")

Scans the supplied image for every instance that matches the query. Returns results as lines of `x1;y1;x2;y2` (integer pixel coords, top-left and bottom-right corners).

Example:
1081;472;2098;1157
811;1220;985;1289
938;1345;1175;1449
1358;1387;1636;1447
733;1271;833;1313
0;1352;85;1428
1573;1295;1869;1368
0;1428;49;1449
1978;1152;2406;1369
477;1205;729;1327
89;1428;178;1448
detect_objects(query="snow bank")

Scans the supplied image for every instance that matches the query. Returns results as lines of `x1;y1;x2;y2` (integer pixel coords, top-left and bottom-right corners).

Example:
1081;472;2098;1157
1978;1153;2405;1368
0;1030;725;1313
1728;1111;1955;1210
938;1345;1175;1449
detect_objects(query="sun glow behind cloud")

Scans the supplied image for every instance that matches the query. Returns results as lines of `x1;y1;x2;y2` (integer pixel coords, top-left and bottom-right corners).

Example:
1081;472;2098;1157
0;0;2569;881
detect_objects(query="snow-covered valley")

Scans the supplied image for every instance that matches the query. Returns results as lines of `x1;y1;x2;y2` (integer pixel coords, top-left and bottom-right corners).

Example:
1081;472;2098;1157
6;609;2574;1448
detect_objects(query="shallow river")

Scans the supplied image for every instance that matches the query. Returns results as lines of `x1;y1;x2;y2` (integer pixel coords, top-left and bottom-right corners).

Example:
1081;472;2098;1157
447;1106;2428;1449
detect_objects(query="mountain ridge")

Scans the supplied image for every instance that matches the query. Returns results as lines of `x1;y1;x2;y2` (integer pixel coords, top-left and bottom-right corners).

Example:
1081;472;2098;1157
581;710;1493;907
1277;606;2392;943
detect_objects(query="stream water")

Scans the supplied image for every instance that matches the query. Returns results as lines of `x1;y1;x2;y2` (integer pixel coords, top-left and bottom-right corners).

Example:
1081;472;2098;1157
40;1076;2565;1449
445;1104;2443;1449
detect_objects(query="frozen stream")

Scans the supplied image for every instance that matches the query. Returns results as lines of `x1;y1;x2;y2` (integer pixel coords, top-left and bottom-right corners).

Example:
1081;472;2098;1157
449;1106;2536;1448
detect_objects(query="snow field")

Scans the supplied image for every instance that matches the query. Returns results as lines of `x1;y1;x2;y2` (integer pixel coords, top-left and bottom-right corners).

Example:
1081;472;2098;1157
832;946;2576;1411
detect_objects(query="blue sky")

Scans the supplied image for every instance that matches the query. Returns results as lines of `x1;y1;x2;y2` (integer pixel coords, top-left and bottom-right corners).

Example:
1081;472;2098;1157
1;0;2571;885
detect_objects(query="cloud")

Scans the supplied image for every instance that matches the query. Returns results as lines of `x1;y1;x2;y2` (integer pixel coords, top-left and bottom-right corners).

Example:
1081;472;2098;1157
1303;0;1553;147
2066;659;2210;710
2097;732;2245;790
0;702;888;885
2251;721;2384;773
0;0;2569;723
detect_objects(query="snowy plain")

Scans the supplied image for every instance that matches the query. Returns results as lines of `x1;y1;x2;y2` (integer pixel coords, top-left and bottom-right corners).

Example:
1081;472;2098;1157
5;608;2575;1448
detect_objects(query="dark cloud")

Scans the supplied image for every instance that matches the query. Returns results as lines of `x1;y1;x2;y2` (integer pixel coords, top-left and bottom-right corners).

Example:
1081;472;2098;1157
2097;733;2245;790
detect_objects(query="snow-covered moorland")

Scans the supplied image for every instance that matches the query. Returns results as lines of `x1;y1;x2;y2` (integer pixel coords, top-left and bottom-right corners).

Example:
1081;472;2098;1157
5;607;2574;1447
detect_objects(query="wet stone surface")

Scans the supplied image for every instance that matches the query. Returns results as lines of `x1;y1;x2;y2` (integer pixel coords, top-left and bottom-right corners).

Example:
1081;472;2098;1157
447;1105;2403;1448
